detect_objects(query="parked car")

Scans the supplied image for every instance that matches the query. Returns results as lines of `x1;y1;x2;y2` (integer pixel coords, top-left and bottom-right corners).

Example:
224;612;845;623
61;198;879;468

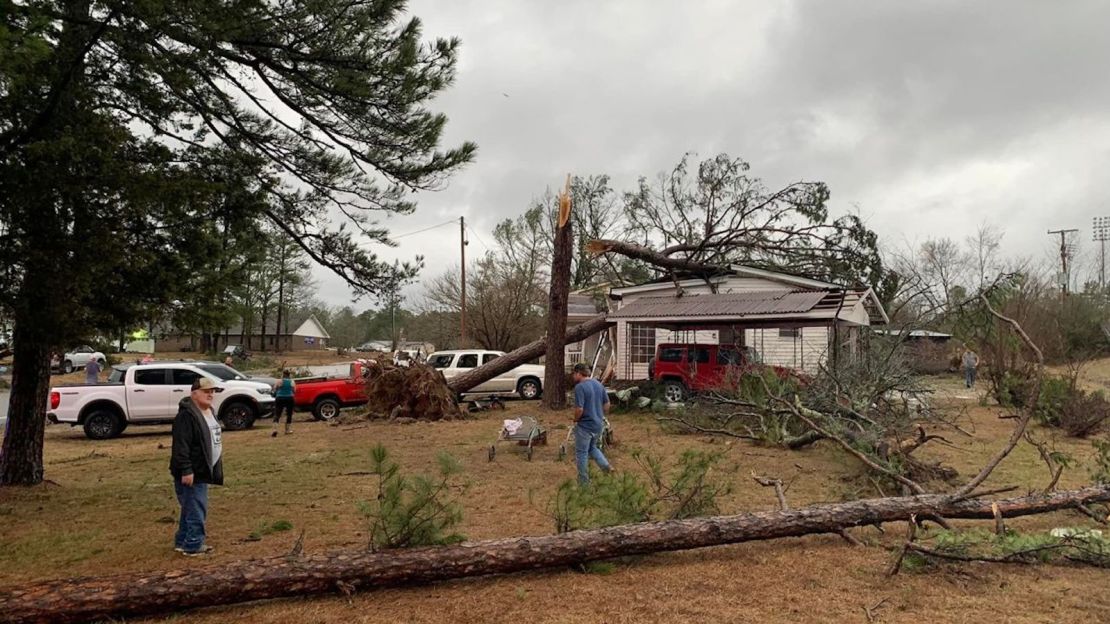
59;345;106;374
198;361;279;388
292;360;372;420
223;344;250;360
48;362;275;439
427;350;545;400
650;343;794;403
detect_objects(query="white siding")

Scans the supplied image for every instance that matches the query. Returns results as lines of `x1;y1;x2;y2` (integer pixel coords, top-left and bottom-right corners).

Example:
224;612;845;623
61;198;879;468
744;327;829;374
717;276;795;293
609;274;852;379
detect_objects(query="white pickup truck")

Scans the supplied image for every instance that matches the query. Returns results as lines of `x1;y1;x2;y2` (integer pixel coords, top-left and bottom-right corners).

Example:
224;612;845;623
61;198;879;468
426;349;546;399
48;362;275;439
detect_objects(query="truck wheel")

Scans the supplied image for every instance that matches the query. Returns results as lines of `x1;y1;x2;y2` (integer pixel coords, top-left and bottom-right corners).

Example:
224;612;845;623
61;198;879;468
63;360;74;374
517;378;541;400
313;398;340;421
221;401;256;431
83;410;122;440
662;380;687;403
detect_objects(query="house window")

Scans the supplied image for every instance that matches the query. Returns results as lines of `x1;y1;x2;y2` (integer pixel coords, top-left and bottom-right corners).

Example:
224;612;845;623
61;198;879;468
630;325;655;363
779;328;800;338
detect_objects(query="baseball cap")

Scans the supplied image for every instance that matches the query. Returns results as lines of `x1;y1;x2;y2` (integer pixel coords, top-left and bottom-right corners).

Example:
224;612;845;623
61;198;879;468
191;377;224;392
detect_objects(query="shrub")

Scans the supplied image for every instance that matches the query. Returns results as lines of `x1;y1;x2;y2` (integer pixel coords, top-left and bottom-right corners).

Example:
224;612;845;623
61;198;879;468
1031;376;1109;438
1033;376;1072;426
991;369;1037;408
546;449;732;533
1058;391;1110;438
357;444;466;551
1092;438;1110;485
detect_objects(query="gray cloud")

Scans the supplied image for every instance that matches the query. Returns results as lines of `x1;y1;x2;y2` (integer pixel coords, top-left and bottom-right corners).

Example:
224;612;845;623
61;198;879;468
314;0;1110;306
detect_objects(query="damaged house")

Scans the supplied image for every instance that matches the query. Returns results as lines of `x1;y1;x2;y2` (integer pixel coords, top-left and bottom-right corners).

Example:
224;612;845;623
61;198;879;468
569;266;888;380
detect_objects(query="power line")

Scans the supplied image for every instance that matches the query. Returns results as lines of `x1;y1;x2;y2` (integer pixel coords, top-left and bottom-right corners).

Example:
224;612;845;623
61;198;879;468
391;219;457;240
465;222;492;252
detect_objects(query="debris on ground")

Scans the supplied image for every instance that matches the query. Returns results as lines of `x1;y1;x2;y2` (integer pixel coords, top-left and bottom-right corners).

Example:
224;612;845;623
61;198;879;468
363;362;464;421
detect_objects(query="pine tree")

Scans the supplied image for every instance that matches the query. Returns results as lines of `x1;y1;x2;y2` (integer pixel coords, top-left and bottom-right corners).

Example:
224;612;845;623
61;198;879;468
0;0;474;484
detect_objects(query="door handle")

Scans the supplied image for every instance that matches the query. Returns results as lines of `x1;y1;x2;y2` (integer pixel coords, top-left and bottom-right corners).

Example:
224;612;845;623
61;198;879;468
133;389;145;393
172;389;184;393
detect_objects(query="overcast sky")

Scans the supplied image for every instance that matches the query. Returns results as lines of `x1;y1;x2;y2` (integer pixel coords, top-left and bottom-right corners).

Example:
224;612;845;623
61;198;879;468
313;0;1110;307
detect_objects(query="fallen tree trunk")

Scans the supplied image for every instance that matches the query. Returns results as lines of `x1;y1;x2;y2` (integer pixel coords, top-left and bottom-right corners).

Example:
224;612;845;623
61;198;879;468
447;314;609;394
4;486;1108;624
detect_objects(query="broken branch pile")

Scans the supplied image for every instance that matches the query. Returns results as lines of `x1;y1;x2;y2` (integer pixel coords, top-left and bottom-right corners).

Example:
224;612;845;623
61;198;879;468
3;486;1107;624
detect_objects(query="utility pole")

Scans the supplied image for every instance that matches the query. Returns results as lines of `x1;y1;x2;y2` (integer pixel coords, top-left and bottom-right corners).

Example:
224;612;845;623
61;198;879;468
460;216;468;346
1094;217;1110;294
1048;228;1079;296
390;271;397;351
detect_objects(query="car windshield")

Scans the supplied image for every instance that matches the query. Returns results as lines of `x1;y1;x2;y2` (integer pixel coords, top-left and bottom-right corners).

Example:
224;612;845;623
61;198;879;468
197;364;245;381
428;354;454;369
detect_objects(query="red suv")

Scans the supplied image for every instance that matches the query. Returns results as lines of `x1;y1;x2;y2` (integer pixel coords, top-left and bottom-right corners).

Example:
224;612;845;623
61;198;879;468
649;343;790;402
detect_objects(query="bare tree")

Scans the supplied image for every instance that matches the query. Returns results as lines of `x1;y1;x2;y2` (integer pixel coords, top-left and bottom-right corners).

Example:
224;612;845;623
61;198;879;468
499;174;641;291
965;224;1004;292
616;153;888;291
422;256;546;352
918;237;968;312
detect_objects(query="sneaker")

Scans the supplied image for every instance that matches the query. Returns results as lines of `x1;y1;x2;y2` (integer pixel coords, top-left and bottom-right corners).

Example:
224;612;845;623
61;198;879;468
180;545;214;557
174;546;184;553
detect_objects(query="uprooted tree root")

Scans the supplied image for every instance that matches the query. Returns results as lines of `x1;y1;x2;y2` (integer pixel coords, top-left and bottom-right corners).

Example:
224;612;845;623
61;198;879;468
362;363;464;422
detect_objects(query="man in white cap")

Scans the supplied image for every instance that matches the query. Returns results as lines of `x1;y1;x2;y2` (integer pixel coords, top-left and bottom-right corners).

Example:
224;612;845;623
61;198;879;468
169;377;225;555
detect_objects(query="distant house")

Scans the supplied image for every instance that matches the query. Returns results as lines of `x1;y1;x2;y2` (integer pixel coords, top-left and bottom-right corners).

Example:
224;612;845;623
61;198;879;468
155;314;332;353
873;329;954;373
568;266;888;380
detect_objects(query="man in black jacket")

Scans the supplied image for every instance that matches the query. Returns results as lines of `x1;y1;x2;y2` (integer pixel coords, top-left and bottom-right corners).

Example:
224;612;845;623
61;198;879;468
170;377;224;556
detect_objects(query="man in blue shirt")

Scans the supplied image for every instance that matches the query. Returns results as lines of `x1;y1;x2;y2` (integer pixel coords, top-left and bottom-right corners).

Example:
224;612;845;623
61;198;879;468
572;363;612;485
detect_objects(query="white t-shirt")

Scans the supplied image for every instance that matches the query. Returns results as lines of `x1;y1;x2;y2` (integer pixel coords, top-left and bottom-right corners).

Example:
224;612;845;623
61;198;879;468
202;409;222;466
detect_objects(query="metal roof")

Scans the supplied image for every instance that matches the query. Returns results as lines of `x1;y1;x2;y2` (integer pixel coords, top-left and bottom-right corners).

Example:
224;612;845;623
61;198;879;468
608;290;829;320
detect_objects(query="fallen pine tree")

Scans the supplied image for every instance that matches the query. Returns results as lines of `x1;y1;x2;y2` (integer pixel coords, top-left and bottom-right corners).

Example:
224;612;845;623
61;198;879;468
446;314;609;394
3;486;1108;624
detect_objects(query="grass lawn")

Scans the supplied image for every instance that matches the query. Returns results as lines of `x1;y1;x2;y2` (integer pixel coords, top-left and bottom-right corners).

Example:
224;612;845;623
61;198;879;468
2;375;1110;623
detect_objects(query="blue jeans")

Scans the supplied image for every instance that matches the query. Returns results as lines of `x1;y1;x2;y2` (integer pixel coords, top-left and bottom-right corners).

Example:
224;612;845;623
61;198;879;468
174;480;208;553
575;425;611;485
965;367;977;388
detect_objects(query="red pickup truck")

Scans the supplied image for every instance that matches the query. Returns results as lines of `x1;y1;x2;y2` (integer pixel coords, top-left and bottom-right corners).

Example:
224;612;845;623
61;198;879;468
649;343;794;403
293;361;372;420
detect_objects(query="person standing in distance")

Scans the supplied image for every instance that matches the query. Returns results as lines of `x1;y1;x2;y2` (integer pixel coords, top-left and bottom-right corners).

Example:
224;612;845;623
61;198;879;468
170;377;224;556
962;348;980;389
84;356;101;385
571;363;612;485
271;369;296;437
